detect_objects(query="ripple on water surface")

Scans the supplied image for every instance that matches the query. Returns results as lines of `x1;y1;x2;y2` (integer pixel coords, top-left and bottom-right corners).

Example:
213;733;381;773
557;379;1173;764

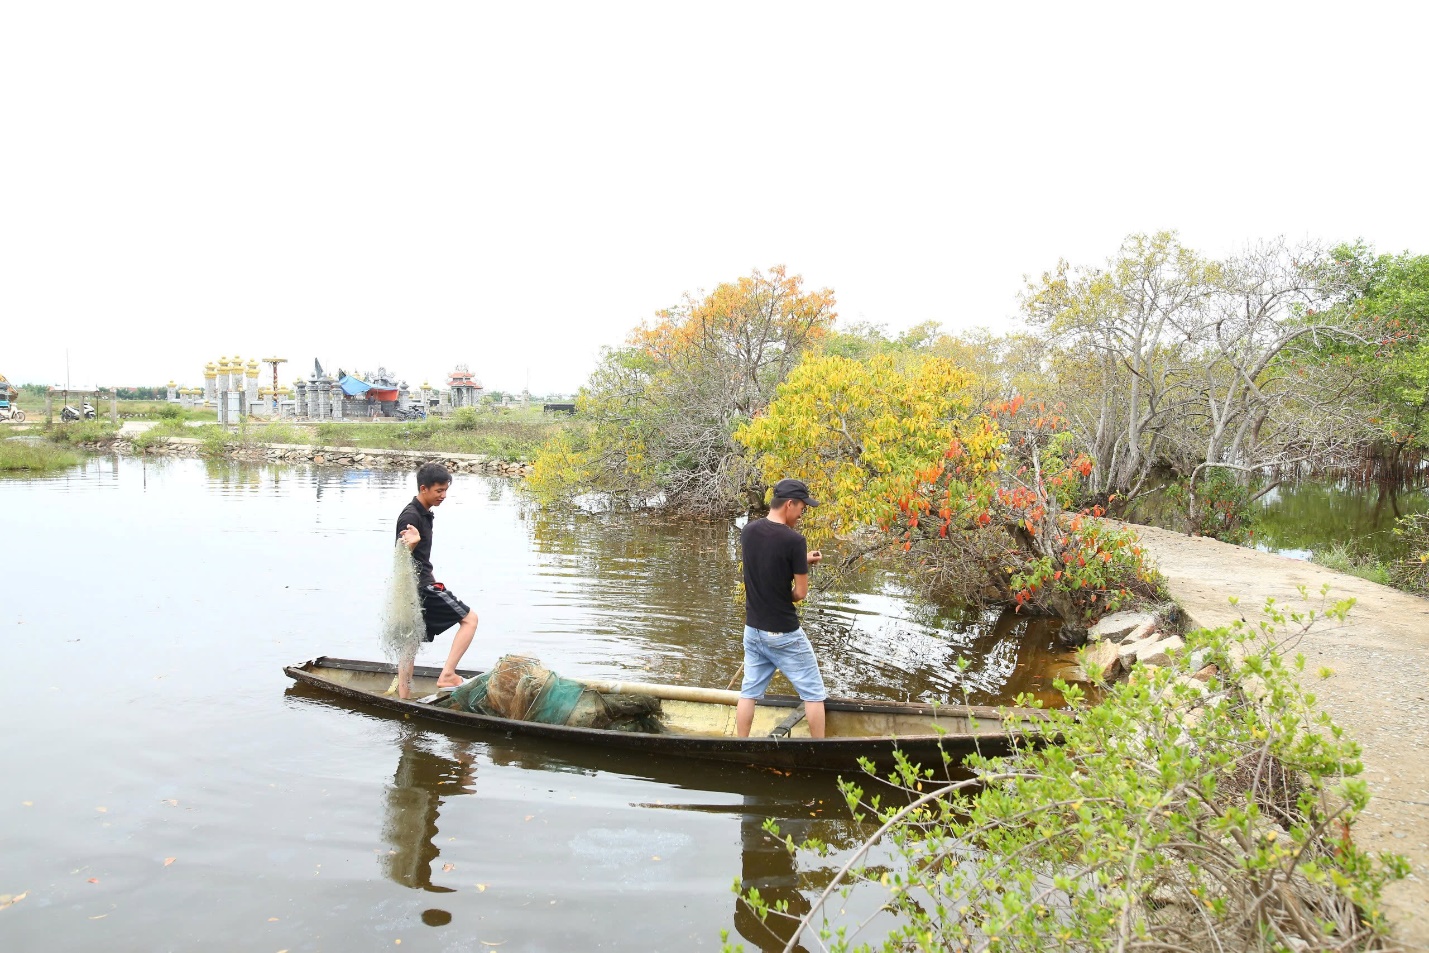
1;456;1078;951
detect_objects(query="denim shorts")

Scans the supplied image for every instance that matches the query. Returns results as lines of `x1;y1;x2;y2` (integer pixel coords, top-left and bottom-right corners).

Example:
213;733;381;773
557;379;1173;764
740;626;828;702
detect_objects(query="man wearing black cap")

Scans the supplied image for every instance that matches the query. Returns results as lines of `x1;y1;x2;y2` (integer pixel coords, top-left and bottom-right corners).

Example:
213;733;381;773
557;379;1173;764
737;478;828;738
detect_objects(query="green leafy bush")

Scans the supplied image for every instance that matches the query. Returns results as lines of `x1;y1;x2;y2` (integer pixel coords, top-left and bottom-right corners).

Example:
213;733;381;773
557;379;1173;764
734;593;1406;953
450;406;482;431
186;425;235;456
130;421;186;450
1389;513;1429;594
1164;469;1258;544
45;420;118;444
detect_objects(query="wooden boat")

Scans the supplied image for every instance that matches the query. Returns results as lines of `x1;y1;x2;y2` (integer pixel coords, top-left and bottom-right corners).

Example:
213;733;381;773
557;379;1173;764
284;656;1047;772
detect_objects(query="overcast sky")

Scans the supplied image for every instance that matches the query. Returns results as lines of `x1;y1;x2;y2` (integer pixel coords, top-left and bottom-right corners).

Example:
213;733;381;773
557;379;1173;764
3;2;1425;394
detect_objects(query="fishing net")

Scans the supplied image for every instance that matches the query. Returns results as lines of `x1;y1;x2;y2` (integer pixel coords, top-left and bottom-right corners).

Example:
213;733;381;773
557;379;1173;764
380;543;424;667
438;655;664;733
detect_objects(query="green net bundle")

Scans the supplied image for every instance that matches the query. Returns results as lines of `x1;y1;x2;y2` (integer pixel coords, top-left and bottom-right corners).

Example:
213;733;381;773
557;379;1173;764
437;655;664;733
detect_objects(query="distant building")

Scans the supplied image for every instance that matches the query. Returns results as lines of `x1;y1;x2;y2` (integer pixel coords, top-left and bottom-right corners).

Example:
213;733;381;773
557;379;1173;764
447;364;484;408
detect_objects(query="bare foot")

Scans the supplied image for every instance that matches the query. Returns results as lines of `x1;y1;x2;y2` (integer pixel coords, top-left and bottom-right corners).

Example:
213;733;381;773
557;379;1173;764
436;672;463;689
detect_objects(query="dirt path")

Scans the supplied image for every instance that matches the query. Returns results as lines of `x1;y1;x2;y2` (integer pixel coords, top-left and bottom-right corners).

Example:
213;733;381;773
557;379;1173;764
1132;524;1429;947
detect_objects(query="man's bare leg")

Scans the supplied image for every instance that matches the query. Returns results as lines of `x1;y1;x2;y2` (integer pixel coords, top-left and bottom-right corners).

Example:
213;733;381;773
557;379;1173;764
805;701;826;739
736;697;757;738
437;611;477;689
397;656;415;699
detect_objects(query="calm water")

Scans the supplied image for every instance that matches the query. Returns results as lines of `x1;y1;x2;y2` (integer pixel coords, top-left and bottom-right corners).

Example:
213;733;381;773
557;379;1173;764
1252;480;1429;561
1128;478;1429;562
0;456;1077;952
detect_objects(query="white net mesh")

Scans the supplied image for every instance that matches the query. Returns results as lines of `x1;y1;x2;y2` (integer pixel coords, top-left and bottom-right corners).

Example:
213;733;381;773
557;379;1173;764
380;543;424;666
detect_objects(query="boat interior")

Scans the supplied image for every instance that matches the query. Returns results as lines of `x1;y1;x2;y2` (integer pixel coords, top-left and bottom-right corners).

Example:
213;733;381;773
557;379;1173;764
299;661;1016;741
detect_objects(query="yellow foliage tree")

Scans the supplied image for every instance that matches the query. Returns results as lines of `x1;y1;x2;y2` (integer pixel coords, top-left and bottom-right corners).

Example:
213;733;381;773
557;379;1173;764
734;353;1001;550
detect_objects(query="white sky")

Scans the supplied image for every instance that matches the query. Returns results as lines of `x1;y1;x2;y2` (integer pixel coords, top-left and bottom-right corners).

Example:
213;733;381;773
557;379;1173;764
3;2;1425;394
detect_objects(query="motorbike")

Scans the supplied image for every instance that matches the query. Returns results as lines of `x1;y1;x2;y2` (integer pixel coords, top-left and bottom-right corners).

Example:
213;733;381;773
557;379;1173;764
60;402;97;422
0;401;23;423
395;405;427;421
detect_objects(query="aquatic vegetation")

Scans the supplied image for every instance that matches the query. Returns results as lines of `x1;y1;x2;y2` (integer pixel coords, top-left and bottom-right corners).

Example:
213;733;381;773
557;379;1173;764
0;439;81;473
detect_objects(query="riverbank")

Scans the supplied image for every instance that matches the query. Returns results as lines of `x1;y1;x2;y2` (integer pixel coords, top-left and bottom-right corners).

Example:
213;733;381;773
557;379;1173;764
76;434;534;477
1133;523;1429;947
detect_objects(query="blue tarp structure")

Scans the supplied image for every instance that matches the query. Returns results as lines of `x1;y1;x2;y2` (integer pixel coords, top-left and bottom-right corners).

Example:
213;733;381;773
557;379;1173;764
338;374;372;396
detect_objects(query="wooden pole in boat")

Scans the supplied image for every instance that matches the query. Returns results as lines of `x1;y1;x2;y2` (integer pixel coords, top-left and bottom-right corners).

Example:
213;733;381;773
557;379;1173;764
570;677;743;707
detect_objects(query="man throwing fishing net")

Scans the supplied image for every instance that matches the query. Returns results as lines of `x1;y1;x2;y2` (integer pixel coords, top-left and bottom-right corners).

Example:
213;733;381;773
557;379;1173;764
394;462;478;699
737;478;828;739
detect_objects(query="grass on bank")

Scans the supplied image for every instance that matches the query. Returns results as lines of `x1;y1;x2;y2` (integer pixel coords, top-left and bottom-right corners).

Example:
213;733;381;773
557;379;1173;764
313;406;567;461
44;419;120;444
1312;541;1392;587
120;400;216;422
128;406;568;461
0;439;82;473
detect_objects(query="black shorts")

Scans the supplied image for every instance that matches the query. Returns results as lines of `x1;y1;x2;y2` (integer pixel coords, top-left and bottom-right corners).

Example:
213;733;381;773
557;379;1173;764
420;584;471;641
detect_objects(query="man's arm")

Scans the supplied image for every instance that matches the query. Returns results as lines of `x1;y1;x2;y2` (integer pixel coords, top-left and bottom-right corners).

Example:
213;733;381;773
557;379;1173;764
791;543;821;602
396;506;421;550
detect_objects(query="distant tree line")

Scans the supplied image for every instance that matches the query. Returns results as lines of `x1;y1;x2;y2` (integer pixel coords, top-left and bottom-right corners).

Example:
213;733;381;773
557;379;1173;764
14;383;167;400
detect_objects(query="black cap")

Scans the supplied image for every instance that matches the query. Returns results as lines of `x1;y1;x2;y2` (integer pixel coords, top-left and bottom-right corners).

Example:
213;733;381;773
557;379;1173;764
772;478;819;507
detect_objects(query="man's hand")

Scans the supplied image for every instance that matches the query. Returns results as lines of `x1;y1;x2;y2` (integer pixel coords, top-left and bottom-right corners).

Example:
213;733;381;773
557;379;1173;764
808;550;823;566
399;524;421;550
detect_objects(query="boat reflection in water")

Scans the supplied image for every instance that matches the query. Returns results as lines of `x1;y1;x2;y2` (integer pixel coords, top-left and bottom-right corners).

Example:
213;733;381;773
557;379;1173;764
736;800;816;953
297;674;872;950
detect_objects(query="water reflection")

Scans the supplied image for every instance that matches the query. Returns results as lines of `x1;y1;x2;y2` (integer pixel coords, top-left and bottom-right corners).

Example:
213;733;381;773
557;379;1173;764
1252;479;1429;560
1129;477;1429;561
736;800;815;953
523;505;1079;707
379;727;477;894
286;681;876;948
5;457;1059;951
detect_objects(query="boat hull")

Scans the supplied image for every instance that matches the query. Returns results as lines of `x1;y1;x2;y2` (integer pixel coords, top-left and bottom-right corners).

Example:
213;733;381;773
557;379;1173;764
284;656;1039;772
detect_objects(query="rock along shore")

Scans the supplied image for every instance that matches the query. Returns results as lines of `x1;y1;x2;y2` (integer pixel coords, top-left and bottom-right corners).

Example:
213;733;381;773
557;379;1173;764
79;436;534;477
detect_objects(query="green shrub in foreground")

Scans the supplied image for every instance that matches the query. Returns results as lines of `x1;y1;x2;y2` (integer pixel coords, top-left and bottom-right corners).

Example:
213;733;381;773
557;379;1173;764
734;590;1407;953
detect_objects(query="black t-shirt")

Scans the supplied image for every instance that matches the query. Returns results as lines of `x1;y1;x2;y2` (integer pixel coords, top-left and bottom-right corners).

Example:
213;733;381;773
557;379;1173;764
396;497;436;588
741;518;809;633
